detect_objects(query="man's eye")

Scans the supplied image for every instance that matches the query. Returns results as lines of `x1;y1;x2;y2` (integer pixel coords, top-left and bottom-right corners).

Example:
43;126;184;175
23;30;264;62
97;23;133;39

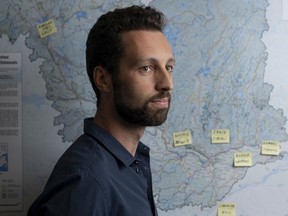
166;65;174;73
139;66;153;73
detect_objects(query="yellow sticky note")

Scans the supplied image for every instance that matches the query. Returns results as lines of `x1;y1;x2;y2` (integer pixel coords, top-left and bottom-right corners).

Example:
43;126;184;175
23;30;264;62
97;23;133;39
218;203;236;216
211;129;230;144
261;140;280;155
37;19;57;38
234;152;252;167
173;131;192;147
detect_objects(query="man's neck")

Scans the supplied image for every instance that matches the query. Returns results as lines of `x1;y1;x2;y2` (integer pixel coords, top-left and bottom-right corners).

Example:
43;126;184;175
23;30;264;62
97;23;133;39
93;111;145;156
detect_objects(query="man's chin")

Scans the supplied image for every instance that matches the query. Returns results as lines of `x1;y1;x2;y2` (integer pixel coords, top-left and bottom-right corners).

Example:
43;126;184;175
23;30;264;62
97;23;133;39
116;101;170;126
144;108;169;126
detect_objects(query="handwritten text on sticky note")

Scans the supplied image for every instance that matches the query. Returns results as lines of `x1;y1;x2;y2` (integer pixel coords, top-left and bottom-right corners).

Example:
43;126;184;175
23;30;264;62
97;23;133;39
173;131;192;147
212;129;230;144
261;140;280;155
37;19;57;38
234;152;252;167
218;203;236;216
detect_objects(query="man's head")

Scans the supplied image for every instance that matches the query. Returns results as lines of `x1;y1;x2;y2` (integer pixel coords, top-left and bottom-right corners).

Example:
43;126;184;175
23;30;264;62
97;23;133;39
86;5;167;106
113;30;174;126
86;5;174;126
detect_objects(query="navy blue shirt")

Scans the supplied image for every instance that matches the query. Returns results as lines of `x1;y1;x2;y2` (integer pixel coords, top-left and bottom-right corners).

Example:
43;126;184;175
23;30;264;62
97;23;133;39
28;118;158;216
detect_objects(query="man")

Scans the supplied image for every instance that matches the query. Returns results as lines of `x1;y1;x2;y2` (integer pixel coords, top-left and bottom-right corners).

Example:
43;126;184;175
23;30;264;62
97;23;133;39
28;5;174;216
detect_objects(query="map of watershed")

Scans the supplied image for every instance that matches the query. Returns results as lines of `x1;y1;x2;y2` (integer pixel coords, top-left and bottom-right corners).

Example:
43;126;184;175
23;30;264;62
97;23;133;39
1;0;288;215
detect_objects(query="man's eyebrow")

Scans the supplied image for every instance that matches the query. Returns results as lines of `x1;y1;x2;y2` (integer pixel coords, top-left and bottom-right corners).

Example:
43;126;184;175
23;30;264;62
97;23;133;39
136;57;175;64
167;57;176;64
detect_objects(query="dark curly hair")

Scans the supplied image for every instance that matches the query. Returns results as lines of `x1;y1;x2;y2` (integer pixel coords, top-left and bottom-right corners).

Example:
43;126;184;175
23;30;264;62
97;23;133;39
86;5;167;106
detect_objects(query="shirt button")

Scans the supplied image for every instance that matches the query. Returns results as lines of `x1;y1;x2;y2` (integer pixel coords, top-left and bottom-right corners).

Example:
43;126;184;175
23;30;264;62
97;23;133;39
136;168;140;174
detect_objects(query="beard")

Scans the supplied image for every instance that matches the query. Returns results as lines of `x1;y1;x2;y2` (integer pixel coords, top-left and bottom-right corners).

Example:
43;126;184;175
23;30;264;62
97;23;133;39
114;88;171;126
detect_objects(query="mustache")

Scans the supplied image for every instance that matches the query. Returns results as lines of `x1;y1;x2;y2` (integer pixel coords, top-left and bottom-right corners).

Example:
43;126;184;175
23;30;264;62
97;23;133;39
149;91;171;101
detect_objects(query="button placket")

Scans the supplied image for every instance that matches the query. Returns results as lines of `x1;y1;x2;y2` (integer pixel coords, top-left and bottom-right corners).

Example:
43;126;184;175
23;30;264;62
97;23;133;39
134;160;140;174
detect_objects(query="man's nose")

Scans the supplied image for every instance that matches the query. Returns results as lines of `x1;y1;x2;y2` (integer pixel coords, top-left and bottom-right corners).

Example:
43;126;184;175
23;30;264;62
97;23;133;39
155;67;173;91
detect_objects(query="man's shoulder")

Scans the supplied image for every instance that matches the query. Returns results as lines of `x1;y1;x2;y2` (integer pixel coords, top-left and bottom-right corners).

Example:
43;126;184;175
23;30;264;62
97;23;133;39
28;134;111;216
47;133;113;184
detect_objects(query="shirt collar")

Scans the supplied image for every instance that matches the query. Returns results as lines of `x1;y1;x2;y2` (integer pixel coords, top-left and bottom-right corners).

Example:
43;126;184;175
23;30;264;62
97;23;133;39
83;118;150;167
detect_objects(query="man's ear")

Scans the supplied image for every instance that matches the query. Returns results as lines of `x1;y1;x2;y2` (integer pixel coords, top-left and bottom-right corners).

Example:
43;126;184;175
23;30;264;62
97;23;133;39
93;66;112;92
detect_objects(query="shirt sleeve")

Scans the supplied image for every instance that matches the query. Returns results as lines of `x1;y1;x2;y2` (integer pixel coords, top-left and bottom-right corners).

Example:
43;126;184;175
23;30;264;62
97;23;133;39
28;172;109;216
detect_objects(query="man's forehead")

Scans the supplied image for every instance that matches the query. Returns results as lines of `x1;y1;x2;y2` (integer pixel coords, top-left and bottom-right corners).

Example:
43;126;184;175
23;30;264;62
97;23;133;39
121;30;173;59
121;30;168;45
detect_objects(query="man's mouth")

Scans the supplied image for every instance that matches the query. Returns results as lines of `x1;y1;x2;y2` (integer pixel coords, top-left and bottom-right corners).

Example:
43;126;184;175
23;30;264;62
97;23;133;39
149;91;171;108
150;97;170;108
